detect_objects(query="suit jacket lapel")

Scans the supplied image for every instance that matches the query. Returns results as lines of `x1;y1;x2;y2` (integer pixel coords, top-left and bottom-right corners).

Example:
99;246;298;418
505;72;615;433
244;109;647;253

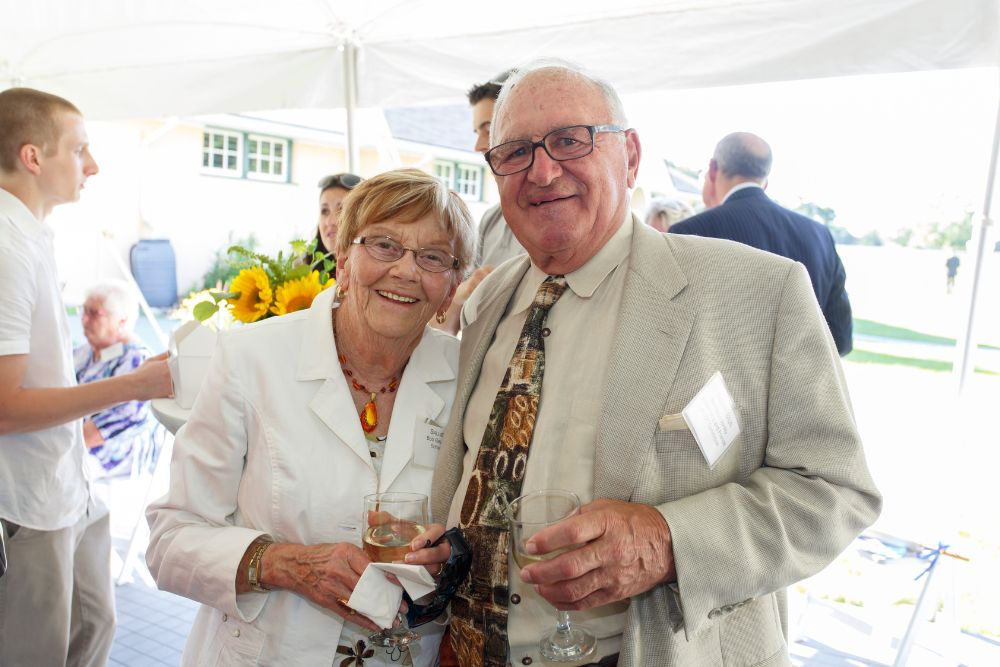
594;219;694;500
432;258;530;523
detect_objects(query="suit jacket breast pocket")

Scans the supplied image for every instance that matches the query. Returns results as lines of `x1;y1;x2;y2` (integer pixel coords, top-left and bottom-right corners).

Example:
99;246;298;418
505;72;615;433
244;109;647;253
634;422;742;506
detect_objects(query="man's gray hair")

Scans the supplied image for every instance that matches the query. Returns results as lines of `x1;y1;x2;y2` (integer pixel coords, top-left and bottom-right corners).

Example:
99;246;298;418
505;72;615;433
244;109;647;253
491;59;628;145
85;279;140;332
713;132;772;181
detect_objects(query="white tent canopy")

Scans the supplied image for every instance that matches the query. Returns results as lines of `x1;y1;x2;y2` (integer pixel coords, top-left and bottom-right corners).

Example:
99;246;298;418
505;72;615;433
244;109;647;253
1;0;996;120
2;0;999;386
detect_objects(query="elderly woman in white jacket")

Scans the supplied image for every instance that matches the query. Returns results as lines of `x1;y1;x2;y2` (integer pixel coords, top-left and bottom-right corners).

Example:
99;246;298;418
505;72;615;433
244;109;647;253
147;169;476;666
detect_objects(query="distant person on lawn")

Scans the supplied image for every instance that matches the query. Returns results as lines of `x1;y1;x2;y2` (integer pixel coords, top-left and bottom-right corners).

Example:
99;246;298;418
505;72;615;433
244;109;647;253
945;253;960;293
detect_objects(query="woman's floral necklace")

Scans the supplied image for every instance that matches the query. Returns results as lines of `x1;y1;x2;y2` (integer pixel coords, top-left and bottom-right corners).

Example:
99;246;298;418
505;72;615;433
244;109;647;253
338;354;399;433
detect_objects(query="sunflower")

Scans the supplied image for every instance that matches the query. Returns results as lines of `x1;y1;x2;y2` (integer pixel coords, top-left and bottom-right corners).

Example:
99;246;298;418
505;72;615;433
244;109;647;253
227;267;273;323
271;271;332;316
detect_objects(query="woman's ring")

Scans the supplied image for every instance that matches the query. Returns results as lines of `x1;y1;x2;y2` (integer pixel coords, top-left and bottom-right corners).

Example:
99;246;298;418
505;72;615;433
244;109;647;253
337;597;356;614
431;562;444;577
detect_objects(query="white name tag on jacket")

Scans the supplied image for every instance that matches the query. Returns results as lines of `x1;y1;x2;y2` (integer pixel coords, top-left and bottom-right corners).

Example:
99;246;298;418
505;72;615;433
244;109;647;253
682;371;740;468
413;417;444;468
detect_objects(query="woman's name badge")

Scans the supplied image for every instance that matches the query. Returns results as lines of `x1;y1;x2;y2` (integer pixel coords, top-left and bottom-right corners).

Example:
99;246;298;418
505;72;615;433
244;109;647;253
682;371;740;469
413;417;444;468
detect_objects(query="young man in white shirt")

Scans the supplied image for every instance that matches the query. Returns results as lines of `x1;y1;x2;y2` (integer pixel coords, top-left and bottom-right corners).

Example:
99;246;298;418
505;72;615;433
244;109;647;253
0;87;173;666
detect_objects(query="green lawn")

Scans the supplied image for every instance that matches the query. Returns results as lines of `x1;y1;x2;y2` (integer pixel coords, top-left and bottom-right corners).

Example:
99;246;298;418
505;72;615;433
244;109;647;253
845;348;999;375
855;318;1000;350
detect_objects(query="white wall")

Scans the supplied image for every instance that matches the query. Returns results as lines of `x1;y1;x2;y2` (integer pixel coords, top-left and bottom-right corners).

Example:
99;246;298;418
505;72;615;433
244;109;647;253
52;117;493;305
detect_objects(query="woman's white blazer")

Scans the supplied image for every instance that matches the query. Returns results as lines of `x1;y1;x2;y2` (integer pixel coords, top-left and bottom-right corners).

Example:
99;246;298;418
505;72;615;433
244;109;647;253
147;287;458;665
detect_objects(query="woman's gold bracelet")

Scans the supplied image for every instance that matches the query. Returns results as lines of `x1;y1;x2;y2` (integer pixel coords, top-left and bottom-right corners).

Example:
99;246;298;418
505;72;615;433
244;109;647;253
247;537;273;593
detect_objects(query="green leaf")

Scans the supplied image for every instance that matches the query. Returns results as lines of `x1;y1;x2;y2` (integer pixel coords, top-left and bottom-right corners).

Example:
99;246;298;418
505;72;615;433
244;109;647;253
193;301;220;322
323;259;334;271
320;271;330;284
210;291;239;302
285;265;310;281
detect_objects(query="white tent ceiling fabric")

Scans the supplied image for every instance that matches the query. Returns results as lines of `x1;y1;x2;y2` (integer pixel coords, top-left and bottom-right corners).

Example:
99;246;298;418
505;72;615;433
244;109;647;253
1;0;997;120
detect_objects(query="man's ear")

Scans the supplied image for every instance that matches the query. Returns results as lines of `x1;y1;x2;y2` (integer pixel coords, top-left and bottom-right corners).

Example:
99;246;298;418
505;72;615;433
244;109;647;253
702;159;720;208
19;144;42;176
625;129;641;188
707;159;719;183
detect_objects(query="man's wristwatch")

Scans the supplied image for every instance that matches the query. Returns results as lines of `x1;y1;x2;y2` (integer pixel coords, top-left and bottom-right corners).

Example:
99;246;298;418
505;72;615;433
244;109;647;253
247;537;273;593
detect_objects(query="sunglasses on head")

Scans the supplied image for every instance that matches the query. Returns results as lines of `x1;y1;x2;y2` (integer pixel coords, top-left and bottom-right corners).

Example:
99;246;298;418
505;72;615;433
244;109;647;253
317;173;362;191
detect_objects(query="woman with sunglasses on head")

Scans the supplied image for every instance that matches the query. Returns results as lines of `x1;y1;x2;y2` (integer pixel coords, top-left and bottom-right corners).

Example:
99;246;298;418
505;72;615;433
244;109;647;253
147;169;476;666
312;172;362;273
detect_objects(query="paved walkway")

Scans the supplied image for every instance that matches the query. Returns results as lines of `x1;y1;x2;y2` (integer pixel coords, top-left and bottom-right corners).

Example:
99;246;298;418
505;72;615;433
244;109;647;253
107;577;1000;667
111;583;198;667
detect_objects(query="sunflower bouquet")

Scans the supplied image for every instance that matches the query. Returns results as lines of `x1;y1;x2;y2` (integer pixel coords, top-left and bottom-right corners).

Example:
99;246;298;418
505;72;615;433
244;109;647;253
193;239;335;324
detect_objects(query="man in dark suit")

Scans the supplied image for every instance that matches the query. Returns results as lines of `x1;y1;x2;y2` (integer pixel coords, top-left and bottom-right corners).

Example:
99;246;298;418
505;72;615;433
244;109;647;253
670;132;854;355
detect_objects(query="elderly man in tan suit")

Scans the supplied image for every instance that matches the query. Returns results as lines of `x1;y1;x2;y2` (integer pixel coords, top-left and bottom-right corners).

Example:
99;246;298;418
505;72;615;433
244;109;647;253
431;62;881;667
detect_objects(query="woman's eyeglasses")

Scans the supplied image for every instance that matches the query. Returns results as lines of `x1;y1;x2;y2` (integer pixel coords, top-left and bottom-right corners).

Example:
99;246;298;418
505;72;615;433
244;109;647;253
352;236;458;273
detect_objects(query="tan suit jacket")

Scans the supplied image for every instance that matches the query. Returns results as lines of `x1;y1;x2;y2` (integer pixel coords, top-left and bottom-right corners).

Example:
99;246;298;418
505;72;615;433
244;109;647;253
433;216;881;666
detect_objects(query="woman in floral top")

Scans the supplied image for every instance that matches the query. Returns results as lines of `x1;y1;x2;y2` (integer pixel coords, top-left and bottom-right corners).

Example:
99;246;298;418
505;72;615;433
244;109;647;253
74;280;161;478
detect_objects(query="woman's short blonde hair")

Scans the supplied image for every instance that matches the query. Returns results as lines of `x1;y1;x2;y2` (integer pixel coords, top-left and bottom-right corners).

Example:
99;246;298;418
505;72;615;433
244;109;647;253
336;168;477;280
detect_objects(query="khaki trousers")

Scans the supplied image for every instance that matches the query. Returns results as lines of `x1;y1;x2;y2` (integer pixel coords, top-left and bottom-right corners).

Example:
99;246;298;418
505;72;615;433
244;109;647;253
0;498;115;667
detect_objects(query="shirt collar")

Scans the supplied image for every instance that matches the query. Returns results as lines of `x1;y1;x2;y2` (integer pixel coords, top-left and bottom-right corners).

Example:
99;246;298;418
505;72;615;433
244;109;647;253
721;181;763;204
510;212;632;315
0;187;48;240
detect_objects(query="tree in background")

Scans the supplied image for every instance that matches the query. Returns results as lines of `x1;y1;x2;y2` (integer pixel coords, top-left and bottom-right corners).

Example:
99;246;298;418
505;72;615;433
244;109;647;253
794;201;883;246
920;211;973;250
196;232;259;292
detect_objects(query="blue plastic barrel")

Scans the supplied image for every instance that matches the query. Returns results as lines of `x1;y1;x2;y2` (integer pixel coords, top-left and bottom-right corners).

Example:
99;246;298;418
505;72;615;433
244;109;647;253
130;239;178;308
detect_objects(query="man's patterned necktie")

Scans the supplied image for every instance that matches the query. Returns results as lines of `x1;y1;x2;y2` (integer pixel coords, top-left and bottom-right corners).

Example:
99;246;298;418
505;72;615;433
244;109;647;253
450;275;568;667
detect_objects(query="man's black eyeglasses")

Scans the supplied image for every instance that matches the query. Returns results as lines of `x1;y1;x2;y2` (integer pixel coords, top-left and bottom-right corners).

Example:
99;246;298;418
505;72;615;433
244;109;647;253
317;173;362;191
484;124;625;176
352;236;459;273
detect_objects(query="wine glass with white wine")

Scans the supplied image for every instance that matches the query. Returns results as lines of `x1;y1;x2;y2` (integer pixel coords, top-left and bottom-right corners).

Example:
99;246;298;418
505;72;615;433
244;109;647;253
509;489;596;662
362;491;428;650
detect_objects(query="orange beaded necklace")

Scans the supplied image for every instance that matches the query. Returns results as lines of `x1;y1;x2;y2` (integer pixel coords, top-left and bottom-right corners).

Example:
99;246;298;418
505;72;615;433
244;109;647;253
338;354;399;433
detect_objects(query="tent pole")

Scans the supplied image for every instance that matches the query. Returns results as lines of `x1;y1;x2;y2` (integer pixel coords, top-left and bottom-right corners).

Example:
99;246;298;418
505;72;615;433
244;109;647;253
953;84;999;394
343;42;360;173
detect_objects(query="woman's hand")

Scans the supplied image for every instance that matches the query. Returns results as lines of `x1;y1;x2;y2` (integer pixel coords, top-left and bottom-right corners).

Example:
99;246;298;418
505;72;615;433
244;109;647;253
261;542;385;632
403;523;451;579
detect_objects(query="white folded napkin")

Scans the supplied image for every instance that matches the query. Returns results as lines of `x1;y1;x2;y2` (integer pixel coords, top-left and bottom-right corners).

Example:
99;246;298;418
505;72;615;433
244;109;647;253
346;563;438;629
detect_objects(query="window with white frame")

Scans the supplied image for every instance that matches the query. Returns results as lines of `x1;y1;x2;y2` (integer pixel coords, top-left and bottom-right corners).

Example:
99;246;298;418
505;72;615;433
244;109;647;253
433;161;454;187
456;164;482;201
202;129;242;176
246;134;289;181
201;129;291;182
434;160;483;202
